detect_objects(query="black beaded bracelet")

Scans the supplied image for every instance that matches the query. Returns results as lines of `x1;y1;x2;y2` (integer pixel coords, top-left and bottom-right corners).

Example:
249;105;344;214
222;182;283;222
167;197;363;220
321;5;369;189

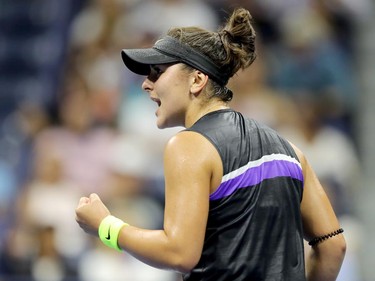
308;228;344;246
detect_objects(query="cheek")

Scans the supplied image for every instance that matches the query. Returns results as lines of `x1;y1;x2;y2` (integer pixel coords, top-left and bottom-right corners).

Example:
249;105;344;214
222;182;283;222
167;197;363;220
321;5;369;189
158;68;191;111
163;94;184;115
161;75;190;105
160;89;188;126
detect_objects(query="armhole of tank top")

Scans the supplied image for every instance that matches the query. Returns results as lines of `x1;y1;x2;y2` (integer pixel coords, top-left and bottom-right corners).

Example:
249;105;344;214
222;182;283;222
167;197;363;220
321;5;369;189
184;128;225;174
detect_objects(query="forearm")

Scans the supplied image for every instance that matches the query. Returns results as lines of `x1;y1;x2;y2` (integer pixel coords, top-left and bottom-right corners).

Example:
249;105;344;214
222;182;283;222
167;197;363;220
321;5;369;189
305;236;346;281
117;225;196;273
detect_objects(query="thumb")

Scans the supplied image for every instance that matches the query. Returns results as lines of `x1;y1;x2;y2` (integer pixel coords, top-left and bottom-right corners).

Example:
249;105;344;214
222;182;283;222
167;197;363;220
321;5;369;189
76;196;90;211
89;193;101;202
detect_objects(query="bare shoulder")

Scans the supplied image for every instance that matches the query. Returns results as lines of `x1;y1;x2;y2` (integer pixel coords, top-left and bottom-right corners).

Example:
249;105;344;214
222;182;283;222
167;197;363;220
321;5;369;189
164;130;222;193
288;141;306;168
164;130;217;161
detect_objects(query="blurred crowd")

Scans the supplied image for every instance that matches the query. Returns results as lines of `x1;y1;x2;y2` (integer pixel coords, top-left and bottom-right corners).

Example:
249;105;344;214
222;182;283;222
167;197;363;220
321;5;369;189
0;0;373;280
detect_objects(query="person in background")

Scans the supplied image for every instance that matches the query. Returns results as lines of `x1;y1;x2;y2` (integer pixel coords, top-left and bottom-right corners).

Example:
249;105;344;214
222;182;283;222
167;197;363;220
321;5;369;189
75;7;346;281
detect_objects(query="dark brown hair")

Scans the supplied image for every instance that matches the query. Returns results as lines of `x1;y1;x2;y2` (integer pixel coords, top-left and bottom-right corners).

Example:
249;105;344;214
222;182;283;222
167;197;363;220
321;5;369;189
167;8;256;101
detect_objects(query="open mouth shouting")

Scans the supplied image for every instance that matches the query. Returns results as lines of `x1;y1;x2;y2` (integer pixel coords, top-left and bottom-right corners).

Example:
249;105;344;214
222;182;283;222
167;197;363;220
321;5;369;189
151;97;161;107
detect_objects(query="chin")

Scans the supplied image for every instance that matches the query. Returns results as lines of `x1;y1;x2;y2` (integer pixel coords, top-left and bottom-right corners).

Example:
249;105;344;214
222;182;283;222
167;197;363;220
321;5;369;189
156;112;185;129
156;120;168;129
157;123;172;130
156;124;166;129
157;120;182;129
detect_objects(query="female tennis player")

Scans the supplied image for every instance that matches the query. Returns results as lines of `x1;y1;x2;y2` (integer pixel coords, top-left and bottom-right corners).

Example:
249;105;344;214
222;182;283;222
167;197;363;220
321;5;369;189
75;7;346;281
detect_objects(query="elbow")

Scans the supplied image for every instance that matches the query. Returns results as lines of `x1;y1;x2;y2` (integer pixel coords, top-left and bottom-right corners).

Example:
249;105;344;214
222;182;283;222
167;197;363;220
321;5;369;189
175;262;197;274
333;233;347;260
338;235;347;260
314;234;347;261
171;251;201;273
328;235;347;274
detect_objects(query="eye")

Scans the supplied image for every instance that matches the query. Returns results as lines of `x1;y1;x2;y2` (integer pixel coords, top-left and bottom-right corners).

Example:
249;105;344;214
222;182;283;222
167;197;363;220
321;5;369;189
152;65;163;74
148;63;177;82
148;65;164;82
150;65;164;78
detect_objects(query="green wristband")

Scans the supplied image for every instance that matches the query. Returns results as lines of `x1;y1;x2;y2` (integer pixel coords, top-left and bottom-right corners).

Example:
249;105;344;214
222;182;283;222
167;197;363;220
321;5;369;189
98;215;128;251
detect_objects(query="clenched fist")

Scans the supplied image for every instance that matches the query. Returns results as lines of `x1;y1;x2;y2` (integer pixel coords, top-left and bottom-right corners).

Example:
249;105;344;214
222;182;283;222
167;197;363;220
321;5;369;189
75;193;111;236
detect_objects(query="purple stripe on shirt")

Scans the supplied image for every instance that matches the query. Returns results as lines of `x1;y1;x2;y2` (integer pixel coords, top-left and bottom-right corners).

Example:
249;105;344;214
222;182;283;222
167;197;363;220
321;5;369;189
210;160;303;200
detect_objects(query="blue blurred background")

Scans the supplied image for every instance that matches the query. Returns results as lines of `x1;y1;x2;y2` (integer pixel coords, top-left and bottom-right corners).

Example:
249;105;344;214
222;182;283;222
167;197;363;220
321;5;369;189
0;0;374;280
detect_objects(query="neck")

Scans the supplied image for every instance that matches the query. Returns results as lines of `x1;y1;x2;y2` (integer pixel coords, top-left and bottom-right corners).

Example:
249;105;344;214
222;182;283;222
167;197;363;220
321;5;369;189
185;101;229;128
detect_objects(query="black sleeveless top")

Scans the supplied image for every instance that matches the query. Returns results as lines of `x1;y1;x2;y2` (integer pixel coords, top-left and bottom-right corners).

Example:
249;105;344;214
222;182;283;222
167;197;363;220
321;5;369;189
183;109;306;281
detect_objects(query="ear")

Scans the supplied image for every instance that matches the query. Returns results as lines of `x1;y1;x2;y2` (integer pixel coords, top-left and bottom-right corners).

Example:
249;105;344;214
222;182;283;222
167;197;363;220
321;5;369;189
190;70;209;96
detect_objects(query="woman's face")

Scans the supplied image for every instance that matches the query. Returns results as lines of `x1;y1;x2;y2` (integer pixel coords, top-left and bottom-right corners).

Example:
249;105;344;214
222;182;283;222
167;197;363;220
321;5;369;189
142;63;192;129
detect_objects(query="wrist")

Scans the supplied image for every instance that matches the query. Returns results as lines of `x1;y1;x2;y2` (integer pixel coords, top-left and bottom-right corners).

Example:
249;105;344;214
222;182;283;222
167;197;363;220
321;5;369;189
98;215;129;251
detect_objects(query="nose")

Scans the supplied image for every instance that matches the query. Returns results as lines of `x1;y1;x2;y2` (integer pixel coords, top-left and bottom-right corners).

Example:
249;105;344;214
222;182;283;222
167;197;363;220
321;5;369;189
141;78;153;93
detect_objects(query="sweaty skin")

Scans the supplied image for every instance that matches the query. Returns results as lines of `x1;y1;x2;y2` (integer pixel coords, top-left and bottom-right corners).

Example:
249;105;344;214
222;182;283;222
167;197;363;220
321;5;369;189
292;143;346;281
75;63;345;279
75;137;345;278
76;130;221;272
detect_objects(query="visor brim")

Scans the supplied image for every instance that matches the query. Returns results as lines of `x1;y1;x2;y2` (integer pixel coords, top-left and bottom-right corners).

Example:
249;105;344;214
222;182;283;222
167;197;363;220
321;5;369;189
121;48;179;76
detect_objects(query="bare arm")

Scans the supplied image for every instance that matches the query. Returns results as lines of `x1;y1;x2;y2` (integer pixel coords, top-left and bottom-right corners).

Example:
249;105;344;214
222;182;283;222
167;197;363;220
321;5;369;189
76;131;216;273
291;143;346;281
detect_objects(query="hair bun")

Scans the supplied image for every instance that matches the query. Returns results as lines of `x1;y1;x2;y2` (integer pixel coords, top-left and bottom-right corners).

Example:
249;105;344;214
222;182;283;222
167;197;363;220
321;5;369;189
219;8;257;77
